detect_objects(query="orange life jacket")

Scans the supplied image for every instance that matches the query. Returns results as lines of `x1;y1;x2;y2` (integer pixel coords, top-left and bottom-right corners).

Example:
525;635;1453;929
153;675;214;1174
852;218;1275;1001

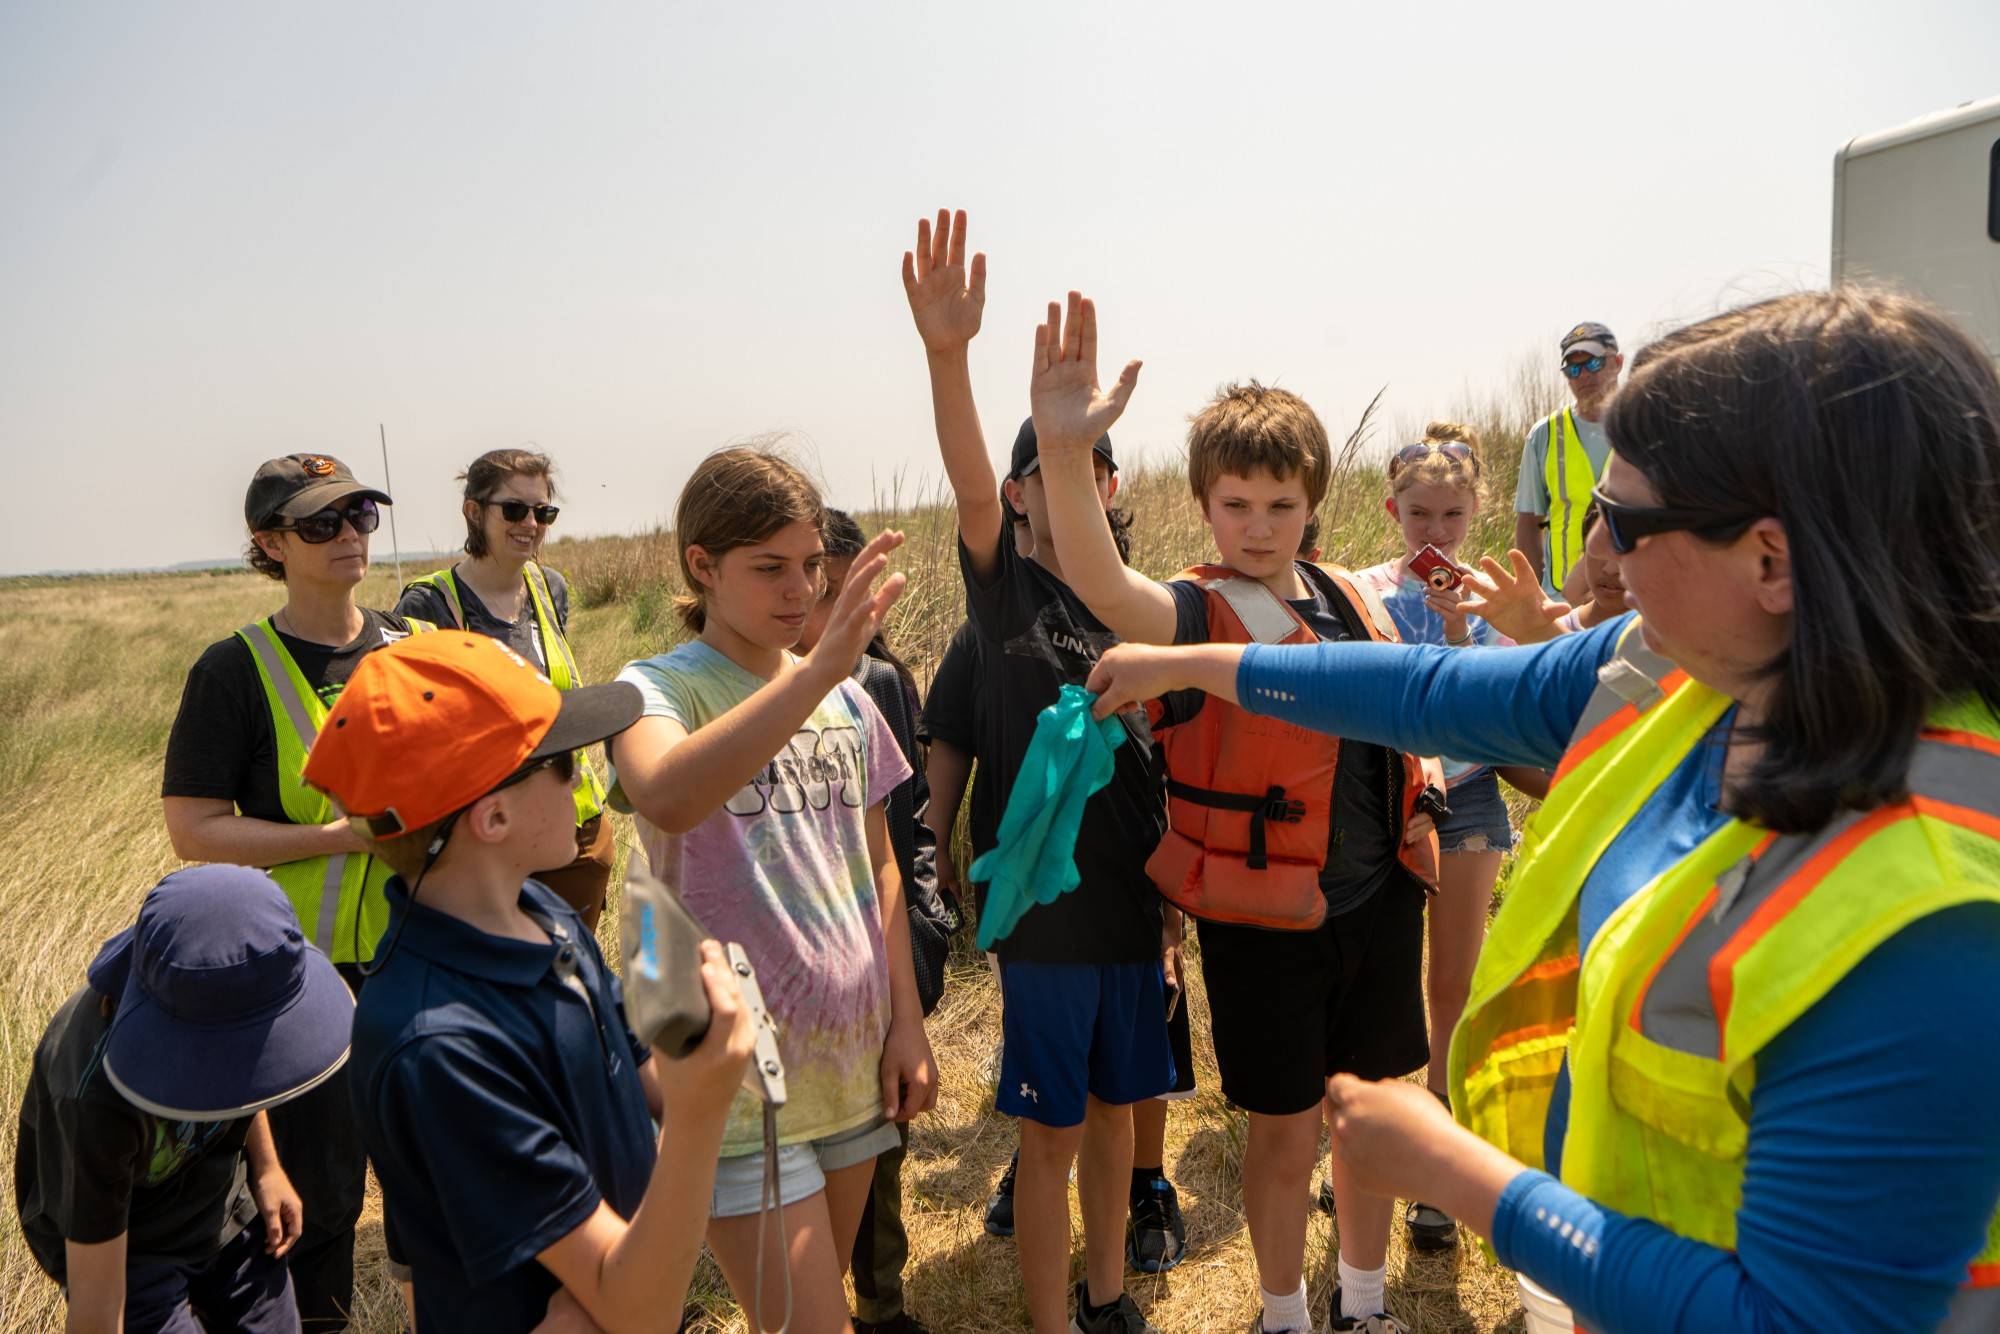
1146;563;1444;931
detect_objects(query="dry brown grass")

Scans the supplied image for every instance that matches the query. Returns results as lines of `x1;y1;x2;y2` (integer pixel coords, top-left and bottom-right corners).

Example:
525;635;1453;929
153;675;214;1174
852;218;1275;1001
0;378;1561;1331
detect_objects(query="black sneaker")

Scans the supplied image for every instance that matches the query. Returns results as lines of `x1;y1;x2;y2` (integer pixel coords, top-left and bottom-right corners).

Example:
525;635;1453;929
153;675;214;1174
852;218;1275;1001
1125;1172;1187;1273
1404;1197;1456;1253
1325;1286;1407;1333
1068;1280;1160;1334
1314;1174;1336;1217
855;1315;933;1334
984;1151;1018;1237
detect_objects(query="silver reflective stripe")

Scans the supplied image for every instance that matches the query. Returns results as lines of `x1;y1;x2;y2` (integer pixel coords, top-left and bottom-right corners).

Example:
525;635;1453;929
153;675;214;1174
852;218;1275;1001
1939;1283;2000;1333
525;562;580;685
239;622;319;746
1563;623;1678;751
239;621;342;954
1206;576;1300;646
1636;733;2000;1057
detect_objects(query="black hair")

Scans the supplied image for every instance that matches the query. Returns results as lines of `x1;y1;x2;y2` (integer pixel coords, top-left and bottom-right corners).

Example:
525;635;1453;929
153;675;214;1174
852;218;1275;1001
821;509;918;697
1605;289;2000;832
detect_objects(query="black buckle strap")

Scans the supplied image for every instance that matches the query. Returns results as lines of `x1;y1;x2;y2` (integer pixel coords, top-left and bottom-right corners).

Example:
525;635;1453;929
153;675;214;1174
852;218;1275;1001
1167;779;1303;870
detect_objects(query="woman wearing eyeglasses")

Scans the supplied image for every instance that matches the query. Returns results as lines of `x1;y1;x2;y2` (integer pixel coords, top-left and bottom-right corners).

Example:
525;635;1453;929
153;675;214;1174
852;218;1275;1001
394;448;615;929
1083;291;2000;1332
162;452;432;1329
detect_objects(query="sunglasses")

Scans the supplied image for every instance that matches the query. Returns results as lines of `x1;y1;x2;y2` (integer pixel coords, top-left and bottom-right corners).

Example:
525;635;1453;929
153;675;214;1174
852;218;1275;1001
1590;485;1762;554
492;748;578;795
1388;440;1478;478
1562;355;1608;379
485;499;560;526
272;497;380;544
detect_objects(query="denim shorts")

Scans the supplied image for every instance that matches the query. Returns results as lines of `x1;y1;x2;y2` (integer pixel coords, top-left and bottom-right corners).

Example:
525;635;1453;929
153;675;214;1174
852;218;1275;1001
710;1116;901;1218
1437;767;1516;854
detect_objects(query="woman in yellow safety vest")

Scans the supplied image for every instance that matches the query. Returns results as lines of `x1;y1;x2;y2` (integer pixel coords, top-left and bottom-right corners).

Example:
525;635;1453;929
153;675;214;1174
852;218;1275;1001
1082;291;2000;1333
393;448;614;928
162;452;429;1329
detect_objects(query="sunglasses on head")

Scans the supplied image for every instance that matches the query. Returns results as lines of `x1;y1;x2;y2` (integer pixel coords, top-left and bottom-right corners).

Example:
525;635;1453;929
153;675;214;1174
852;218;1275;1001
1562;355;1608;379
485;499;560;526
272;497;380;544
1590;485;1762;555
1388;440;1478;478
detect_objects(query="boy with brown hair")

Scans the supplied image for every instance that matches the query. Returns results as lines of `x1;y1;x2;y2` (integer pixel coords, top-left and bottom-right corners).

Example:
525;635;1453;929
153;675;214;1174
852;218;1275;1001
1032;291;1442;1334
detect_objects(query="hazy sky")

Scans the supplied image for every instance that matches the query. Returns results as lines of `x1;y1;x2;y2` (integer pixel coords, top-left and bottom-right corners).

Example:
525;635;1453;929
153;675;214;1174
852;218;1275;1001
4;2;1997;575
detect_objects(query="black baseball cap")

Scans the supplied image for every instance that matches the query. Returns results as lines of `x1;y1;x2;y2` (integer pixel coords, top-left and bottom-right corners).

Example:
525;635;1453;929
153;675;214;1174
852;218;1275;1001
245;454;393;531
1559;323;1619;360
1008;417;1116;480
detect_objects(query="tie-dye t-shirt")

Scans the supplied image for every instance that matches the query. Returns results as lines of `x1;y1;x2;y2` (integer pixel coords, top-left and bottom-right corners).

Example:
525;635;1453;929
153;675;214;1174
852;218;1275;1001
610;640;911;1155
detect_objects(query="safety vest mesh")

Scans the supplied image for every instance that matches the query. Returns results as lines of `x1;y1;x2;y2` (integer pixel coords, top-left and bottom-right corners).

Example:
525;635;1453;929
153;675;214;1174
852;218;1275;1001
404;563;606;824
1449;620;2000;1328
1542;407;1597;592
235;614;432;964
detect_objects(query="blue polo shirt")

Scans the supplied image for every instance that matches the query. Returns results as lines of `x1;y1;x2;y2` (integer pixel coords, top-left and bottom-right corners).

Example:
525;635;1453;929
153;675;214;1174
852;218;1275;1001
348;878;657;1332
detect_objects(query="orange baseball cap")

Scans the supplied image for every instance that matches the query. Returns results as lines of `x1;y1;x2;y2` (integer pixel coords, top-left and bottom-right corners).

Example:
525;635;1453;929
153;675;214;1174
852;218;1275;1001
303;632;642;837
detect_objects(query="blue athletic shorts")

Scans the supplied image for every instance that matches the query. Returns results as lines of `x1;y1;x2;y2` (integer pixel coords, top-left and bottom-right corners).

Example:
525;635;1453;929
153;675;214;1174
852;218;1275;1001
995;959;1176;1127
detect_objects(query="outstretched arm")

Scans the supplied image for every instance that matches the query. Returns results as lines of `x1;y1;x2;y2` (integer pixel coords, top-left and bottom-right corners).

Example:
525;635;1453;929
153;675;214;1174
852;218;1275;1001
1031;292;1179;643
613;534;907;834
903;209;1003;580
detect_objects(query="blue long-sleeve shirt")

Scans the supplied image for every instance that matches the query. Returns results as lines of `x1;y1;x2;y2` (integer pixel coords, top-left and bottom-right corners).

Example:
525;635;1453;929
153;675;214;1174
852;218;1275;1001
1237;617;2000;1332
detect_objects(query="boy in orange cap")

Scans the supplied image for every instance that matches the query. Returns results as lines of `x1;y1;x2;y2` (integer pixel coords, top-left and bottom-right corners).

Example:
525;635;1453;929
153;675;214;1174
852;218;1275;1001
302;632;755;1333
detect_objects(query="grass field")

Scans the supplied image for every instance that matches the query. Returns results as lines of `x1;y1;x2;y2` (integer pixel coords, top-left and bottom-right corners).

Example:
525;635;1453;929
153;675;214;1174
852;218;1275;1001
0;379;1561;1332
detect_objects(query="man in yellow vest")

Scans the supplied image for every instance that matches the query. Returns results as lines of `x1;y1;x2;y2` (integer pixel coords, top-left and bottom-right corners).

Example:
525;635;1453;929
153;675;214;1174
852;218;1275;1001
1514;323;1621;598
163;453;428;1330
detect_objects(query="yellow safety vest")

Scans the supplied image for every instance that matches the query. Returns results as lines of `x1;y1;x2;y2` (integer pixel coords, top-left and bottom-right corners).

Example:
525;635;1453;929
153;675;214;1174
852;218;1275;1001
1450;620;2000;1331
404;563;607;825
1541;407;1599;594
235;614;432;964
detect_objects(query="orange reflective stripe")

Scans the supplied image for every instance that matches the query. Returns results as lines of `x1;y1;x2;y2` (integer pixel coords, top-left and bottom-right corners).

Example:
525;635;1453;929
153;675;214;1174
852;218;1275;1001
1521;953;1581;983
1707;807;1909;1060
1969;1261;2000;1287
1910;794;2000;842
1554;669;1692;785
1923;727;2000;760
1472;1018;1576;1073
1630;886;1720;1033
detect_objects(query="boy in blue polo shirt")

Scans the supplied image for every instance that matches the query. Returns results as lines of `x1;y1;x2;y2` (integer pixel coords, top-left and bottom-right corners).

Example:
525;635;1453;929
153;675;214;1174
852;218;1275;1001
301;632;755;1332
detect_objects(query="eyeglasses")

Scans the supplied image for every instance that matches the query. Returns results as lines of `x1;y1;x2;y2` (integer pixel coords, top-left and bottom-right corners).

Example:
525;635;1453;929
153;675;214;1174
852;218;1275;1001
1562;355;1608;380
272;498;380;544
1388;440;1478;478
485;499;560;526
1590;485;1763;554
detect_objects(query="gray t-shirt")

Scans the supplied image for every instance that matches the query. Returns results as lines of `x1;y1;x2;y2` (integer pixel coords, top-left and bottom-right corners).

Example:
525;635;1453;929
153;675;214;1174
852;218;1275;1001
1513;409;1611;518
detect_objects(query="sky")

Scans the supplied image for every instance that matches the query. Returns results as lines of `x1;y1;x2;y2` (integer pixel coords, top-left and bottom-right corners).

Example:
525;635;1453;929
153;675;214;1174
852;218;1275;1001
3;1;1997;575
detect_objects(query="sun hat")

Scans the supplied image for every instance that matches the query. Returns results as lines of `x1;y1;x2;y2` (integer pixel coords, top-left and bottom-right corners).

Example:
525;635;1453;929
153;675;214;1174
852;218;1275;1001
86;864;355;1122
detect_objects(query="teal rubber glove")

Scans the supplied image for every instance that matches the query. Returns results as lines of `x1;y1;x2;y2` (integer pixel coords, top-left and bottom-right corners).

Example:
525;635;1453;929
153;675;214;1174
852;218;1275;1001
970;684;1128;951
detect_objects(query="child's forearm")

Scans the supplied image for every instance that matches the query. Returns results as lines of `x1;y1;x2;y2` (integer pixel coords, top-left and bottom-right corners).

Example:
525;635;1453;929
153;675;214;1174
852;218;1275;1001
584;1102;734;1332
615;660;848;835
925;348;1004;575
1038;448;1178;643
245;1110;280;1175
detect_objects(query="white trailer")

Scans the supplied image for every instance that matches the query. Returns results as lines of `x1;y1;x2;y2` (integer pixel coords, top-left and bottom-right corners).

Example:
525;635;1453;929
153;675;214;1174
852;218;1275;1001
1833;95;2000;359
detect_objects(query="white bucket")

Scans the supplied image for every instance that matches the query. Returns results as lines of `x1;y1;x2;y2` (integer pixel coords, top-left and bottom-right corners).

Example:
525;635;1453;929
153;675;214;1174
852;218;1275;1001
1516;1272;1576;1334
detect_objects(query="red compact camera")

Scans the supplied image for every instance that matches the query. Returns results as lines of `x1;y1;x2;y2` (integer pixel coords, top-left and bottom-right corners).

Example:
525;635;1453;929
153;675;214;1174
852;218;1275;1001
1409;544;1465;593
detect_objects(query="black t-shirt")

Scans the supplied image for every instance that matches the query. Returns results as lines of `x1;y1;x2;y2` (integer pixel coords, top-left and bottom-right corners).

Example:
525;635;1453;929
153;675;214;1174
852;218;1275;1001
14;987;257;1283
161;609;422;822
392;566;572;673
1164;565;1403;918
957;533;1204;964
918;621;989;844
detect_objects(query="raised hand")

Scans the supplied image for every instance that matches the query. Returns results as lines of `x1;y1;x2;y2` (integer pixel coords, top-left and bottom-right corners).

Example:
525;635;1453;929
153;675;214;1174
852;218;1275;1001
799;529;908;680
902;208;986;354
1030;290;1141;458
1458;549;1571;644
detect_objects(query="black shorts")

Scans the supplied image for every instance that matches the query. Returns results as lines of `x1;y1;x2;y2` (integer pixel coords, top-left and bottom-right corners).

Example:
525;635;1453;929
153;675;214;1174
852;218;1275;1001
1195;880;1429;1116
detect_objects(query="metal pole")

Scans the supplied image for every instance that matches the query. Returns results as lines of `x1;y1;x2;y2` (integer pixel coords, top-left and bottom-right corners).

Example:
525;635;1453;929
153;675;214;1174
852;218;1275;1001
379;423;403;588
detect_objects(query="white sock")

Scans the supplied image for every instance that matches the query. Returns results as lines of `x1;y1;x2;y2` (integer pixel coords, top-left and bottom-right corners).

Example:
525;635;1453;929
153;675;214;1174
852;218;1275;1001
1338;1255;1386;1320
1260;1281;1309;1332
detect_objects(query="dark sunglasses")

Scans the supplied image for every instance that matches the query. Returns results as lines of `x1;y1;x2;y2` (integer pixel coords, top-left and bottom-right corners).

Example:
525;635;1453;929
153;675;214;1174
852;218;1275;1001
1388;440;1478;478
1562;355;1608;379
485;499;560;526
272;497;380;544
492;748;577;794
1590;485;1762;555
